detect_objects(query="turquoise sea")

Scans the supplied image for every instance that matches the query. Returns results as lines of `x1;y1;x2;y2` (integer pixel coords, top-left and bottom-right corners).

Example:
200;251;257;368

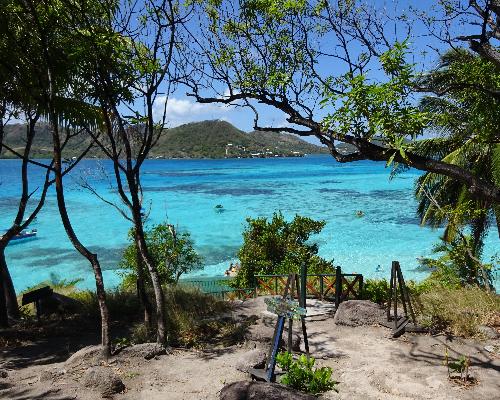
0;155;497;292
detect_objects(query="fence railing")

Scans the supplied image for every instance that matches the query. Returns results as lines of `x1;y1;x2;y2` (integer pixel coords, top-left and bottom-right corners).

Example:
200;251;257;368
180;266;363;306
255;267;363;307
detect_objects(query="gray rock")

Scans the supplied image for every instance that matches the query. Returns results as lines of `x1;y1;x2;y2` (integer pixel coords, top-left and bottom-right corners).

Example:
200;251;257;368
65;345;107;368
82;366;125;397
235;349;267;373
220;381;317;400
39;368;65;382
333;300;385;327
477;325;499;339
116;343;168;360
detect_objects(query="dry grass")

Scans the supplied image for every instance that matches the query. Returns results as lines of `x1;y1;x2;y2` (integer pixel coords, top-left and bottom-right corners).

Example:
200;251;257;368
414;286;500;337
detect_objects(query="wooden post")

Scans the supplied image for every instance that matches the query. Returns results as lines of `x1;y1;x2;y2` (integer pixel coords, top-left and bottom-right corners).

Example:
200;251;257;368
335;266;342;308
387;263;393;321
300;263;307;309
319;275;324;300
392;262;398;331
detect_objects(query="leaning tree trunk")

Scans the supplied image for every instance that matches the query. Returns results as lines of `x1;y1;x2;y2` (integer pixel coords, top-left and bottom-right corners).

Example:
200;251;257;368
0;249;19;319
51;137;111;355
134;225;166;344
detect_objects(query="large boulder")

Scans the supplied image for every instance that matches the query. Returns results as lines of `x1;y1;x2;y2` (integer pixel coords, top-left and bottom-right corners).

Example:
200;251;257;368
220;381;317;400
333;300;385;327
81;366;125;398
65;345;107;368
116;343;168;360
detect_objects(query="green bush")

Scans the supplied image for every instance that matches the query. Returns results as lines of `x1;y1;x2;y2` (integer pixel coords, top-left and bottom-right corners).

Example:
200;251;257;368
276;352;337;394
362;279;389;304
233;212;334;288
120;222;203;288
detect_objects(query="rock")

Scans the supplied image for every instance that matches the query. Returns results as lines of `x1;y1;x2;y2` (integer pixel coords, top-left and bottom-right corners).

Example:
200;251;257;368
81;366;125;397
65;345;107;368
39;368;65;382
0;369;8;378
235;349;267;373
116;343;168;360
333;300;385;327
220;381;317;400
477;325;499;339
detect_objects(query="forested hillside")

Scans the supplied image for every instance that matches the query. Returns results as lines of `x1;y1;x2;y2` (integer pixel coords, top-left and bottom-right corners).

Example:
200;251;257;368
1;120;327;159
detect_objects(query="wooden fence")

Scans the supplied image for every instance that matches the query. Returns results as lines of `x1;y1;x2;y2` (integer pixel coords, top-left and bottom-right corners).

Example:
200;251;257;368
180;266;363;306
254;267;363;307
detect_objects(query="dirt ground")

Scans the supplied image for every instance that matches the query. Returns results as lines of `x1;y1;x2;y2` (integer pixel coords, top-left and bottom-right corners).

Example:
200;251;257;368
0;297;498;400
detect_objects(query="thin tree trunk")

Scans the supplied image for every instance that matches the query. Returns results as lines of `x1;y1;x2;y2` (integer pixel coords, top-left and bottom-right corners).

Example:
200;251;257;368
136;251;152;329
134;226;166;343
0;249;19;318
51;125;111;356
0;263;8;328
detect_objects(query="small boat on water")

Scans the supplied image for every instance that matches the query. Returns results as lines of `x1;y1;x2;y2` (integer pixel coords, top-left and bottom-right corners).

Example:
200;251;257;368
215;204;224;213
2;229;38;242
13;229;37;241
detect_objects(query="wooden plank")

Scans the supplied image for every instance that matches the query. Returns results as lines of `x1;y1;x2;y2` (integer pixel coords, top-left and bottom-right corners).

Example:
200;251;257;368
22;286;53;305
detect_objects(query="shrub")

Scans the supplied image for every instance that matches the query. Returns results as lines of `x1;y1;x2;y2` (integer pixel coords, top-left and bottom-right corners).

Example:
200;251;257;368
120;222;203;288
362;279;390;304
234;212;334;288
276;352;337;394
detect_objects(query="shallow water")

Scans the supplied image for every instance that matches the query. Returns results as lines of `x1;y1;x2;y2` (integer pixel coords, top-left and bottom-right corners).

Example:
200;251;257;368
0;156;497;292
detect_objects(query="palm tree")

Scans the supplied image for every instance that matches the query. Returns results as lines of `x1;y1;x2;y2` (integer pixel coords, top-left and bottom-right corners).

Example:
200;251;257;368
410;49;500;285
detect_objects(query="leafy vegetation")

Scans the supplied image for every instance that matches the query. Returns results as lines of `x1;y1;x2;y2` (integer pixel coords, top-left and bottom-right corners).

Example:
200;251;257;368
417;236;498;289
361;279;390;304
120;223;203;288
276;351;337;394
233;212;334;288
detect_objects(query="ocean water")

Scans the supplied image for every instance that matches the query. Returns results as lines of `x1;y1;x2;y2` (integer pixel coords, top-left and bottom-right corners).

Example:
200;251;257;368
0;156;497;292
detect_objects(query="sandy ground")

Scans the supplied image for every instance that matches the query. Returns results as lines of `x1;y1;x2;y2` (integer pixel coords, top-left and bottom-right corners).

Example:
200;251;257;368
1;297;498;400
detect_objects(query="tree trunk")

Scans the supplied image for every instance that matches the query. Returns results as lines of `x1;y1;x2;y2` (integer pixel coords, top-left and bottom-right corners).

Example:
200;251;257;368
136;251;152;329
134;228;166;344
51;123;111;355
0;249;20;319
0;265;8;328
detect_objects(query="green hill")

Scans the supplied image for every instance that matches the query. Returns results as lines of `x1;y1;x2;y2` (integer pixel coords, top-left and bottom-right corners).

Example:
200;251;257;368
1;120;327;159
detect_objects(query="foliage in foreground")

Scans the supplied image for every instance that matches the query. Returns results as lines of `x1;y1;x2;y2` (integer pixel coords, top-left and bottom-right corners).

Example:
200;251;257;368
17;282;247;349
120;223;203;288
233;212;334;288
276;352;337;394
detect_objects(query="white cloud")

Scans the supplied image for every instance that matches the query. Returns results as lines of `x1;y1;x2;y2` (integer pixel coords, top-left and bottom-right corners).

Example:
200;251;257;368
153;96;233;127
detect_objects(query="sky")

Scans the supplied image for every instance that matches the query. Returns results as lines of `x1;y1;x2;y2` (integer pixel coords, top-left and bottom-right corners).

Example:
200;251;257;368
149;0;461;138
4;0;479;146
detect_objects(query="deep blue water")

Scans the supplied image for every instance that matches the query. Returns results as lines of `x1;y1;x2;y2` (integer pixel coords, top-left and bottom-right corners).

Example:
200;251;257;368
0;156;497;291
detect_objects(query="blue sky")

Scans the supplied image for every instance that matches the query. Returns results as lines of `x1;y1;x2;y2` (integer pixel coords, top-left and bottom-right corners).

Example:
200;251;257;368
152;0;457;139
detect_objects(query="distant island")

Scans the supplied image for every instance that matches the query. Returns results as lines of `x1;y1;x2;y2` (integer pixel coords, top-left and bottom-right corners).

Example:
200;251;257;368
0;120;329;159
